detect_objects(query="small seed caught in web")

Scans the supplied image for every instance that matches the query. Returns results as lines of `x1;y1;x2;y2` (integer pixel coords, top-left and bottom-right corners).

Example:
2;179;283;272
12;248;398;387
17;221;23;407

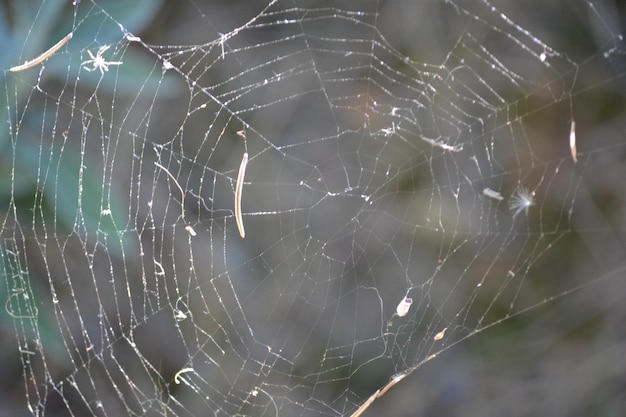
396;296;412;317
433;327;447;341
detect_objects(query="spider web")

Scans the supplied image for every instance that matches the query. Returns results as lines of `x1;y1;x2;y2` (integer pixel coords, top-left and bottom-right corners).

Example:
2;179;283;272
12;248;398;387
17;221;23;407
2;0;626;416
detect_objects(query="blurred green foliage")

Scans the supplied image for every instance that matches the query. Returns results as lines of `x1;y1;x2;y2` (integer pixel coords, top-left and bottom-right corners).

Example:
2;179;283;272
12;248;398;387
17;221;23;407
0;0;167;399
1;0;167;242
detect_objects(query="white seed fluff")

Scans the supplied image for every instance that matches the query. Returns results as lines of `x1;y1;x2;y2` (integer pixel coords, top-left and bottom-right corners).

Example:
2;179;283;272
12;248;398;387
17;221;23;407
509;186;535;217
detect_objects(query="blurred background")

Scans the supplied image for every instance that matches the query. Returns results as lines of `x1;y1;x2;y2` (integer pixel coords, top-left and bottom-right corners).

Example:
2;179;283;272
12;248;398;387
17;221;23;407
1;0;625;416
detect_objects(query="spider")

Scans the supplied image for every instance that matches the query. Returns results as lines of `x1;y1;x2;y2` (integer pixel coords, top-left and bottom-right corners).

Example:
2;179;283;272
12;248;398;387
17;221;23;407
82;45;122;74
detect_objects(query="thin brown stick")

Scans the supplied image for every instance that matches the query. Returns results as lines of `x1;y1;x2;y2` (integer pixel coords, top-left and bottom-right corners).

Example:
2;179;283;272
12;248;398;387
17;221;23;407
10;32;73;72
349;390;379;417
377;373;407;398
349;372;408;416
